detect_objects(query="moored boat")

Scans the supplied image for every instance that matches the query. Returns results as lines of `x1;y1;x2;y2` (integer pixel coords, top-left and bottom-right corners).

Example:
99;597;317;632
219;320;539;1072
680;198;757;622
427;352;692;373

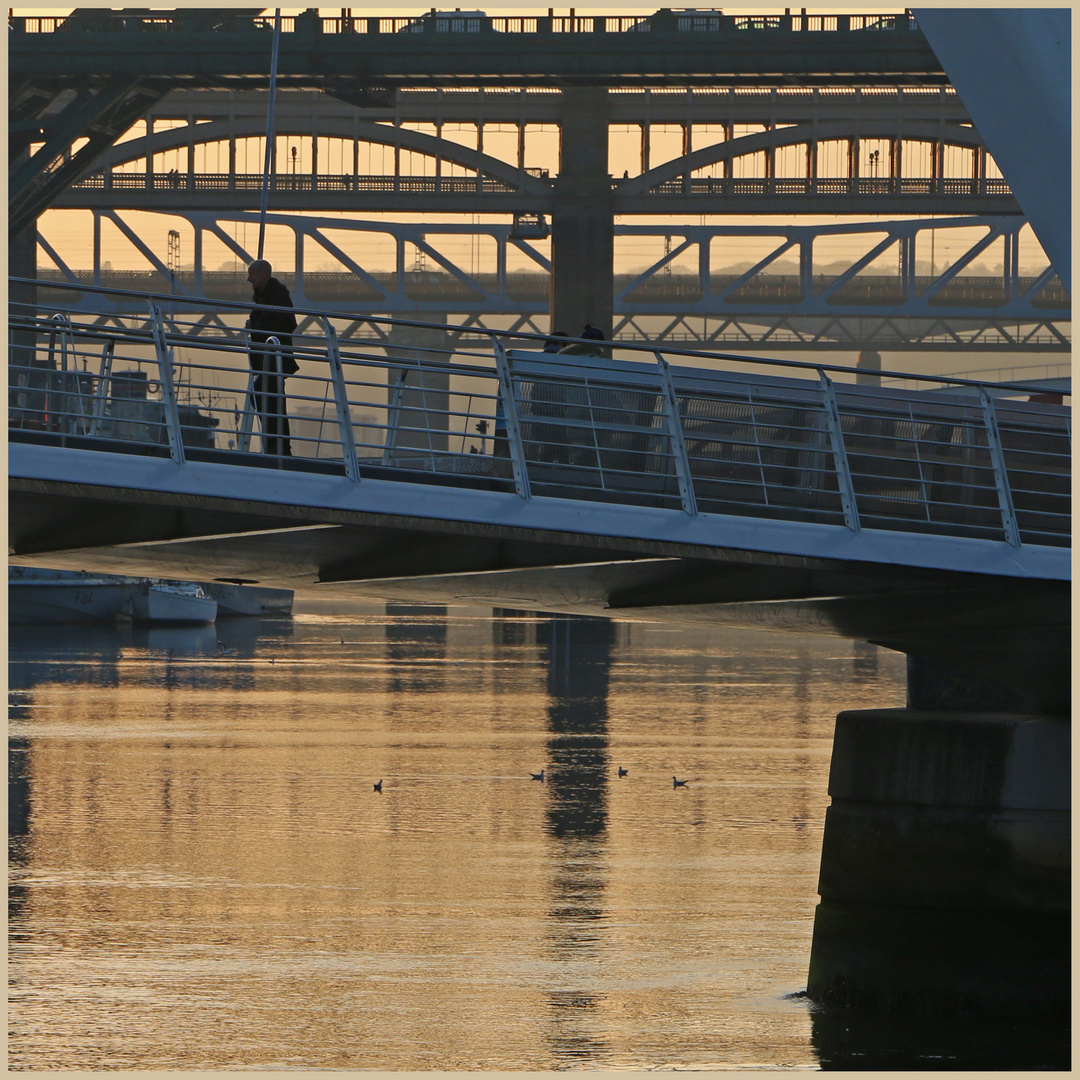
129;582;218;625
9;577;140;625
201;581;294;617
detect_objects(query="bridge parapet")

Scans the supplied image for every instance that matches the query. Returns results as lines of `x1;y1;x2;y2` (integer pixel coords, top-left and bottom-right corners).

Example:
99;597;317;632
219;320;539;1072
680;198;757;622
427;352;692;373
11;10;920;40
10;279;1070;566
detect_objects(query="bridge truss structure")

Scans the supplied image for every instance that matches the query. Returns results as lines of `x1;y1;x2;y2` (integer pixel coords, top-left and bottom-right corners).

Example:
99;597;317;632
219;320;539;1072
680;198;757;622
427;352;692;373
37;210;1069;353
12;10;1070;353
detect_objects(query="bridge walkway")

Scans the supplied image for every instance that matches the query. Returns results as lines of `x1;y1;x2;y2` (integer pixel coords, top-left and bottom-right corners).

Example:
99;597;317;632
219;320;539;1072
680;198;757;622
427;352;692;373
10;282;1069;571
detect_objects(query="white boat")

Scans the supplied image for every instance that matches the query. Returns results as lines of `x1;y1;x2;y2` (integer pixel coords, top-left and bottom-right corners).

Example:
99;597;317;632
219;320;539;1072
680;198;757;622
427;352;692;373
130;582;218;625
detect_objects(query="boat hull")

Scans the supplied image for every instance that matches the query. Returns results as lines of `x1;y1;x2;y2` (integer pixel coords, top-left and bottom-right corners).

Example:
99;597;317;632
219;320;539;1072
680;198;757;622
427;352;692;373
202;582;294;617
130;586;217;625
9;581;138;625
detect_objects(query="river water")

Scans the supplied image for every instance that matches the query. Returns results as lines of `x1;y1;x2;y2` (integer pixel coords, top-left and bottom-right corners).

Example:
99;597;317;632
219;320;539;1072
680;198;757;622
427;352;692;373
7;603;1059;1070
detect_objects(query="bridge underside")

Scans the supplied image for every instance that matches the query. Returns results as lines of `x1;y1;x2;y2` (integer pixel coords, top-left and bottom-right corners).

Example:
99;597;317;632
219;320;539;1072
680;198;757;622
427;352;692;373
10;472;1068;715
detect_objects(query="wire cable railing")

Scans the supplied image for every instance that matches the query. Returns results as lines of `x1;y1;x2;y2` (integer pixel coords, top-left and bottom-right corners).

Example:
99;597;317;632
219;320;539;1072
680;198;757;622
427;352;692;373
9;279;1070;550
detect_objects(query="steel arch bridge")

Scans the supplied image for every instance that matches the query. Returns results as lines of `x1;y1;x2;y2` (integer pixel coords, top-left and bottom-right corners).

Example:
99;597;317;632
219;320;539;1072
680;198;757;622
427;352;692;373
57;110;1020;219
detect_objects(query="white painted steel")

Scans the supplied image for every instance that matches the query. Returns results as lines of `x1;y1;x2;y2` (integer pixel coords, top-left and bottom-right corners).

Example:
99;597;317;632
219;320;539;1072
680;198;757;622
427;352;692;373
149;303;185;465
655;352;698;517
818;372;860;534
322;318;361;482
979;388;1022;549
9;440;1070;583
9;285;1071;567
494;339;531;500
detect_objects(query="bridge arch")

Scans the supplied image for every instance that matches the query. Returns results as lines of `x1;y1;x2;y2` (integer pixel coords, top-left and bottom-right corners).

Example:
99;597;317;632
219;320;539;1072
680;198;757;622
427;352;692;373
621;119;992;194
86;117;552;194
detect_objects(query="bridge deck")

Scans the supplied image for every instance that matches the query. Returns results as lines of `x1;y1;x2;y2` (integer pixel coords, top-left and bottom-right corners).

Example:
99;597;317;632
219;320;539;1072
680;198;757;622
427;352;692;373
10;284;1069;591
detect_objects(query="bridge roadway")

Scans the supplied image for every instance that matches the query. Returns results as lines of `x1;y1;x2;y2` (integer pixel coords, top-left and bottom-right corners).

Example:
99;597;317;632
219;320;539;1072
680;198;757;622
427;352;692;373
9;285;1070;715
60;173;1021;218
10;10;943;86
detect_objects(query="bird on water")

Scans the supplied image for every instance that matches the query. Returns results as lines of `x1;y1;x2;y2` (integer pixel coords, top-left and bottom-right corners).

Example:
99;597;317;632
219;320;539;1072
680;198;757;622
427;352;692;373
373;780;383;792
617;767;629;777
673;776;689;788
530;769;545;781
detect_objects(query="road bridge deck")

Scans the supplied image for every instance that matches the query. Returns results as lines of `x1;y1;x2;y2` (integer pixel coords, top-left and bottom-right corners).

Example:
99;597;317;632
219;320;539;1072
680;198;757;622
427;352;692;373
11;10;943;87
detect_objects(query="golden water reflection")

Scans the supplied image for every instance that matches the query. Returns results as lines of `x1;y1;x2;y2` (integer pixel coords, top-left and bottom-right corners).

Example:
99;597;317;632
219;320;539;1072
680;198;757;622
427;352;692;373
9;604;907;1070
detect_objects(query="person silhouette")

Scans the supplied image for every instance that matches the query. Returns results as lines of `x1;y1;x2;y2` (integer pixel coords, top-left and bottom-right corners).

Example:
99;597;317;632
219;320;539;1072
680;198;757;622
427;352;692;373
245;259;298;456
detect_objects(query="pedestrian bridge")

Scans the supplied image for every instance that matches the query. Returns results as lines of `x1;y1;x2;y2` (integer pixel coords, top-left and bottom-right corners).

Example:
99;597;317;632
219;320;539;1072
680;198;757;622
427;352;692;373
9;280;1070;708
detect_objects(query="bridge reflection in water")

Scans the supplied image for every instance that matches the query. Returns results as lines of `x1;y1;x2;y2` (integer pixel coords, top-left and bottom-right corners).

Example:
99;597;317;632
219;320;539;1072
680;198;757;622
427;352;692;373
8;280;1070;1028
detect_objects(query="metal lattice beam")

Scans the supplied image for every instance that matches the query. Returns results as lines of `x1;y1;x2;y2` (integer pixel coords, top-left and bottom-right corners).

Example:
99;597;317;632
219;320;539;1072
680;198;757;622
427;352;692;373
32;210;1069;352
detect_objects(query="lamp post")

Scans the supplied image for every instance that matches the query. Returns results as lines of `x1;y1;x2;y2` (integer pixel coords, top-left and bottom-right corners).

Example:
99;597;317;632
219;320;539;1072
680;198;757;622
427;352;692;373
867;149;880;188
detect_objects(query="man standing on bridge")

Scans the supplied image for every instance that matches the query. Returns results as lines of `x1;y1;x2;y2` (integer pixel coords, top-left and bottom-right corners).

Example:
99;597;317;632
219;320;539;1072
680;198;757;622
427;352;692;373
245;259;298;456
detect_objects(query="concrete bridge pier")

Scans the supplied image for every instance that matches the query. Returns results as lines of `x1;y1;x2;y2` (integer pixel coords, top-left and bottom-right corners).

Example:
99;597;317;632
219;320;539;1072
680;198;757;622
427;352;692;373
807;660;1069;1019
10;218;37;331
10;218;43;414
384;316;450;458
550;88;614;341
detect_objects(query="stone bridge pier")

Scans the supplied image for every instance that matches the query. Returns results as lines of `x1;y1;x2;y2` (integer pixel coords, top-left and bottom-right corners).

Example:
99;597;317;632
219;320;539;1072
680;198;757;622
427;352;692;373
807;652;1069;1027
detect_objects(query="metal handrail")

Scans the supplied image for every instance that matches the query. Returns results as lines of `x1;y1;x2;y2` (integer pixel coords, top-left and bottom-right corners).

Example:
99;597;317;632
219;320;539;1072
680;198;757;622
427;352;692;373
10;276;1068;397
9;281;1070;550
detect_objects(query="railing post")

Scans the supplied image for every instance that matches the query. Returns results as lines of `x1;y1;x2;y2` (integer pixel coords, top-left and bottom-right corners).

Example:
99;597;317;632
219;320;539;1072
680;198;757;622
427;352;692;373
655;352;698;515
149;302;186;464
978;387;1021;547
237;369;255;453
46;313;73;433
236;331;266;454
89;337;114;438
322;317;361;482
48;312;72;373
382;366;409;466
819;371;860;532
492;339;531;499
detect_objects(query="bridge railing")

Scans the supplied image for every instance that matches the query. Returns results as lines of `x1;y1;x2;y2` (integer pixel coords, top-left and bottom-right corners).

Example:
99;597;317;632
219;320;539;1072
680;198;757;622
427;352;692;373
9;281;1070;550
12;11;920;37
72;172;1014;201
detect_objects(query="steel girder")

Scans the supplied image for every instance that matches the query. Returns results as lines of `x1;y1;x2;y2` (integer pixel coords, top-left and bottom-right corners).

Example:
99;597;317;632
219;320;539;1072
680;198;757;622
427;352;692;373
34;209;1069;352
10;78;174;238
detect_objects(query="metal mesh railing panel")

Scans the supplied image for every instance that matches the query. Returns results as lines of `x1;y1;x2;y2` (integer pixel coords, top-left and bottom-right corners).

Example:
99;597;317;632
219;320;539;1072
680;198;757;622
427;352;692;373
8;285;1071;550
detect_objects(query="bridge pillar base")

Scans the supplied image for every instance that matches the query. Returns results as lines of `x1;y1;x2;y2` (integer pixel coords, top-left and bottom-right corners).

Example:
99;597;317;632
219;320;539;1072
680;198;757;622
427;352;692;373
807;708;1069;1017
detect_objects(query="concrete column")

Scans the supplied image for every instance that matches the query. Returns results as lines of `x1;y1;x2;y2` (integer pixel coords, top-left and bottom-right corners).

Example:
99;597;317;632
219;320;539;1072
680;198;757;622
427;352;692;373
10;219;37;300
807;707;1069;1017
9;218;46;427
855;349;881;385
550;87;614;340
10;219;39;343
385;316;451;459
